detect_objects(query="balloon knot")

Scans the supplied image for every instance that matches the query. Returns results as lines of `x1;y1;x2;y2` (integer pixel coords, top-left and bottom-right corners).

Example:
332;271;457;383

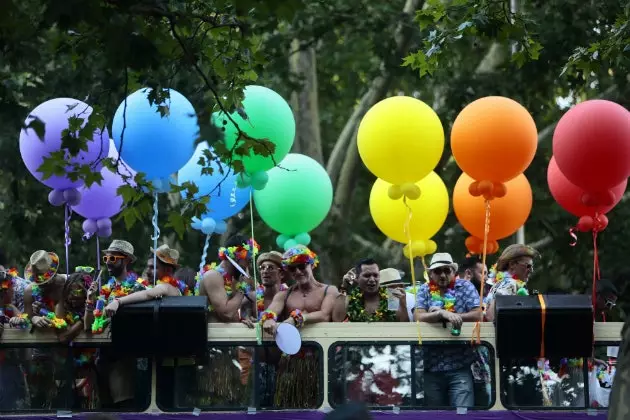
469;180;506;200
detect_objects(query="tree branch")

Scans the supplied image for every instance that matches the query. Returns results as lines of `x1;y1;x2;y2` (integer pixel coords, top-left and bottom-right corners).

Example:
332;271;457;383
326;0;424;185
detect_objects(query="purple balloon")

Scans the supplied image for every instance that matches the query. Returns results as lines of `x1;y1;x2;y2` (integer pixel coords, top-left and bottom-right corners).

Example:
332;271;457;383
72;139;136;220
82;219;98;234
19;98;110;190
48;189;65;207
63;188;82;206
96;218;112;230
97;226;113;238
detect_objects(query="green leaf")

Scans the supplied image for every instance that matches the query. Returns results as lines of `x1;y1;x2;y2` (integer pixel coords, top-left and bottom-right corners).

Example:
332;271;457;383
25;117;46;140
166;212;187;239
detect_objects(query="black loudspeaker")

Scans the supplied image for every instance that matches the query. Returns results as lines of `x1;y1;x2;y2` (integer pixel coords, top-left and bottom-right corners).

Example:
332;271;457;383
111;296;208;357
495;294;593;359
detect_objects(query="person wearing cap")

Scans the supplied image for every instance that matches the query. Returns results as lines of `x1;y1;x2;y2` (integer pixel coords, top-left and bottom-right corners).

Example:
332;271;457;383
379;267;416;322
23;250;67;329
198;234;259;322
240;251;288;326
332;259;408;322
414;252;481;408
484;244;539;322
103;244;191;317
262;245;338;335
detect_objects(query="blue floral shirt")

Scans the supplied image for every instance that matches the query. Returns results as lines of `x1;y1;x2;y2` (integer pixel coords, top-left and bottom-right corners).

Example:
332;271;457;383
416;279;480;372
12;275;30;312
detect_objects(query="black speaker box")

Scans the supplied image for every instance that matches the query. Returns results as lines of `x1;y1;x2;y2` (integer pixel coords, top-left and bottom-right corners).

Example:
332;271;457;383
494;294;593;359
111;296;208;357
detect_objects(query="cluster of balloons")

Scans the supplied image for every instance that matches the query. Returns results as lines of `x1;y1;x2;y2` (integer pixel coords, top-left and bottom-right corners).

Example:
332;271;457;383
253;153;333;251
548;100;630;234
19;88;200;239
451;96;538;255
358;96;449;258
19;98;111;210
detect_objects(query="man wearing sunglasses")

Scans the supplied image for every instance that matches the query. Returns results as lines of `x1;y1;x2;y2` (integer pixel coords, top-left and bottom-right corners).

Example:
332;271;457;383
414;252;482;408
261;245;339;335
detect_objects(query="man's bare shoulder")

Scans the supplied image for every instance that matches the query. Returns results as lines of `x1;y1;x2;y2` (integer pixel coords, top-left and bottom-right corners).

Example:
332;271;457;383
203;269;225;287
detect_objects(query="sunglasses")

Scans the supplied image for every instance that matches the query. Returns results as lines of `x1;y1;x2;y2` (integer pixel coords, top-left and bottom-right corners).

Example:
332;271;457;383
288;263;308;272
75;266;95;274
432;267;452;276
259;264;278;272
605;298;617;309
103;255;126;264
517;261;534;271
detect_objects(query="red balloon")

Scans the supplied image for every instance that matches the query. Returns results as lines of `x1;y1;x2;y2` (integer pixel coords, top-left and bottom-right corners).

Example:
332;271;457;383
548;157;627;217
553;100;630;193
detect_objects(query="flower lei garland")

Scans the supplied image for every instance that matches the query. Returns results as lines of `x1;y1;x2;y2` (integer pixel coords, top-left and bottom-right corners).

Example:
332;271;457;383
218;239;260;261
429;280;456;312
31;284;56;313
488;264;528;296
1;268;18;290
158;275;192;296
346;287;397;322
282;246;319;268
256;284;288;314
194;264;215;296
92;272;147;333
26;253;60;284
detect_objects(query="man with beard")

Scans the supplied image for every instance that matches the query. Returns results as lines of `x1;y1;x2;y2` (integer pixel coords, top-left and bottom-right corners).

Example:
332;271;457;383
87;239;147;410
458;255;489;297
261;245;338;407
332;258;408;322
103;244;190;317
197;234;258;322
414;253;481;408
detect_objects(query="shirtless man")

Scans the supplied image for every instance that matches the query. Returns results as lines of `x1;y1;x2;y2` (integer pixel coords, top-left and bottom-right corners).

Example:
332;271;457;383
103;244;188;316
198;234;258;322
262;245;338;335
241;251;288;325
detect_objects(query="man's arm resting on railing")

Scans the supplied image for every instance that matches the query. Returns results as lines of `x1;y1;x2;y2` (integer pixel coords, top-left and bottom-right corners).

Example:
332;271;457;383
55;302;83;343
331;292;348;322
414;308;445;323
303;286;339;324
460;307;482;322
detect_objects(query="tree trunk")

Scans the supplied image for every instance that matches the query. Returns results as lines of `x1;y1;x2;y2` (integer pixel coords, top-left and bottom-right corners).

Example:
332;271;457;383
289;40;324;164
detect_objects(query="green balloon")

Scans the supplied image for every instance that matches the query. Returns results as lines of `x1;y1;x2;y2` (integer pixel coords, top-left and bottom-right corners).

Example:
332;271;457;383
219;85;295;173
253;153;333;235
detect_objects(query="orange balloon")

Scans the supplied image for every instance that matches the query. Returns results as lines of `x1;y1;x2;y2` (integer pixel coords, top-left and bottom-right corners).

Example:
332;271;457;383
451;96;537;183
454;172;532;240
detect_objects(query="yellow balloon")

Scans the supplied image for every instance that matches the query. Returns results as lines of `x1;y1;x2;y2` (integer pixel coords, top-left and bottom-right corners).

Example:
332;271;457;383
369;172;449;244
358;96;444;185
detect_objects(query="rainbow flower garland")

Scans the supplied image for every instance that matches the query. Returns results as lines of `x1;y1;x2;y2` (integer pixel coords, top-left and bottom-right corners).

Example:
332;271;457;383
282;246;319;268
346;287;397;322
256;284;288;314
31;284;56;313
218;239;260;261
488;264;528;296
1;268;18;290
158;275;192;296
429;280;456;312
92;272;147;333
194;264;216;296
26;253;60;284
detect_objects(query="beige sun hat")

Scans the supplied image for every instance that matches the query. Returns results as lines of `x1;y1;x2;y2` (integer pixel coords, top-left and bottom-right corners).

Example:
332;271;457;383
25;250;60;285
103;239;137;263
151;244;180;267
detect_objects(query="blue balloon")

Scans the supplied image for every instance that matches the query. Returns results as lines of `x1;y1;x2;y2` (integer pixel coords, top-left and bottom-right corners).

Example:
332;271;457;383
214;220;227;234
112;88;198;180
201;217;217;235
178;141;251;221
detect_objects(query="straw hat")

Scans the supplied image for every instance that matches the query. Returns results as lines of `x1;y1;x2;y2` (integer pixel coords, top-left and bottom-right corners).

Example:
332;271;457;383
151;244;180;267
495;244;538;271
379;268;407;287
427;253;458;272
103;239;137;263
25;250;60;285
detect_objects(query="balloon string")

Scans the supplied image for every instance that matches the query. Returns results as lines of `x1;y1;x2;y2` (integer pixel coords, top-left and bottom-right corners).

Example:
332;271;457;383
96;236;101;272
403;197;421;345
200;234;211;273
151;192;160;286
472;199;491;345
592;228;601;320
250;191;261;345
64;205;72;274
569;227;578;247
